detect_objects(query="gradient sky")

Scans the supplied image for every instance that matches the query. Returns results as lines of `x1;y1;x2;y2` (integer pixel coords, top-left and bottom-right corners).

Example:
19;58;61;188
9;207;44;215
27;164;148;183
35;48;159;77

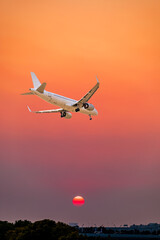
0;0;160;226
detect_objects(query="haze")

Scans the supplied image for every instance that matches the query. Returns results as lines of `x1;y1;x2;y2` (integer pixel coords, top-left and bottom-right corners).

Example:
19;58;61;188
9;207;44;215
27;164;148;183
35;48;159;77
0;0;160;226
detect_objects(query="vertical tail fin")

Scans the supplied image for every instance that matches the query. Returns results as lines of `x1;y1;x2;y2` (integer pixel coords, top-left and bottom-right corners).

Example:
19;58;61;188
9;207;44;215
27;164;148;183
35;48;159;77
31;72;41;89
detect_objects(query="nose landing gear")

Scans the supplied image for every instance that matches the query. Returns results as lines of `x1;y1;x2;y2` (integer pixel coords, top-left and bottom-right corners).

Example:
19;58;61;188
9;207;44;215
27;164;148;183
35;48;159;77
89;114;92;120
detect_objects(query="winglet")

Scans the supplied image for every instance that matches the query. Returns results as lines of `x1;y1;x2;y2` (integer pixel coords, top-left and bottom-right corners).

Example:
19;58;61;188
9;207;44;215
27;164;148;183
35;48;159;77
96;76;100;85
27;106;32;112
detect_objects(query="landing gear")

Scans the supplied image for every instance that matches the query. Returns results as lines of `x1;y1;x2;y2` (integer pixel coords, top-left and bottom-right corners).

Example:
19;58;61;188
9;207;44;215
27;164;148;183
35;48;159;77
89;114;92;120
61;111;66;118
75;108;80;112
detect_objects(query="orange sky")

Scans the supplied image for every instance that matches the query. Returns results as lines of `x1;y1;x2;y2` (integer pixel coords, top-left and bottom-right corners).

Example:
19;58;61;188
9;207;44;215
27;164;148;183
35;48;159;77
1;0;160;137
0;0;160;225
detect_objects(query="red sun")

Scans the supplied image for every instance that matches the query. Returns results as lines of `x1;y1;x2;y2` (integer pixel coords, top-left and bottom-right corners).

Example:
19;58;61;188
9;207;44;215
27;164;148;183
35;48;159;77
72;196;85;206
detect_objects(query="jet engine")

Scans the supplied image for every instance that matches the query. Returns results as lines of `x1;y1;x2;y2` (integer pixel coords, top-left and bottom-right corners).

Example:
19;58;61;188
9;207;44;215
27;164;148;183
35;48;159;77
83;103;94;111
65;112;72;119
61;111;72;119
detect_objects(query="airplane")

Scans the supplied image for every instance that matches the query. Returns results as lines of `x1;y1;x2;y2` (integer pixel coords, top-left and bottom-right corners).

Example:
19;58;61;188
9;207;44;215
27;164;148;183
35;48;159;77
22;72;100;120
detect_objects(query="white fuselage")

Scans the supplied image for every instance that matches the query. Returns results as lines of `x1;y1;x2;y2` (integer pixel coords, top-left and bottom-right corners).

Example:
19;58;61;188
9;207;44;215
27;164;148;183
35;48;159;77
31;89;98;116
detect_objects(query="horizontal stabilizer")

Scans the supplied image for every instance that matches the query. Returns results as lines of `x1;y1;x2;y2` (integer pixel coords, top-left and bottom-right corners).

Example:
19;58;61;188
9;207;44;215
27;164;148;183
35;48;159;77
36;82;46;93
21;92;34;95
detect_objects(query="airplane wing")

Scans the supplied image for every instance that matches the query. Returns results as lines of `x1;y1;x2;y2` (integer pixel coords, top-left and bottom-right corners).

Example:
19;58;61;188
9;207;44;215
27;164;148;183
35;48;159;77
73;76;99;107
27;106;64;113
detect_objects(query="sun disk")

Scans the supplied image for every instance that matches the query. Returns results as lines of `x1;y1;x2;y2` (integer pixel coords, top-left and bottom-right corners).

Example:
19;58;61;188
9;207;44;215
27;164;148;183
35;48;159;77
72;196;85;206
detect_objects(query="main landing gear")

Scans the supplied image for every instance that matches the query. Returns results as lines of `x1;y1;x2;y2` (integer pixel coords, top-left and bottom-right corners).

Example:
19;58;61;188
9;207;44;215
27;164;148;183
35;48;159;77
61;111;66;118
89;114;92;120
75;108;80;112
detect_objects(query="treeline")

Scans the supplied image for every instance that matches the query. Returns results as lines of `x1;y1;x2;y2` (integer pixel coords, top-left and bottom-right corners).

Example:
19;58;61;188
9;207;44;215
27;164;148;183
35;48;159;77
0;219;88;240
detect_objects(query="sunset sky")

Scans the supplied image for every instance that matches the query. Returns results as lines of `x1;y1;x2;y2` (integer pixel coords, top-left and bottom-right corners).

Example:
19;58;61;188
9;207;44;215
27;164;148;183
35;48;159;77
0;0;160;226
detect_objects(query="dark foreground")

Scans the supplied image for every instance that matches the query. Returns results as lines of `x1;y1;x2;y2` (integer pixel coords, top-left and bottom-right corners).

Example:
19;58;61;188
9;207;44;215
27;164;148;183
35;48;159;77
0;220;160;240
0;220;86;240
